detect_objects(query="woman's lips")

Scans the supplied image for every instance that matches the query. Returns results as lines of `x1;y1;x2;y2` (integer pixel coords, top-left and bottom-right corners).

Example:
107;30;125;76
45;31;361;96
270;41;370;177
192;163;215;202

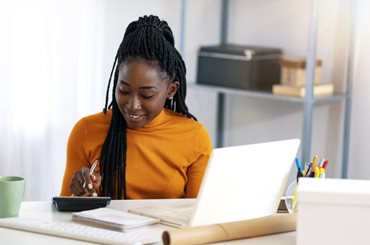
126;112;144;121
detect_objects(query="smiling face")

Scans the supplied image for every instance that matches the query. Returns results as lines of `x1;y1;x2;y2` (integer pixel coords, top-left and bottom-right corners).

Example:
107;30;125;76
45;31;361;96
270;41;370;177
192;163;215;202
115;57;179;129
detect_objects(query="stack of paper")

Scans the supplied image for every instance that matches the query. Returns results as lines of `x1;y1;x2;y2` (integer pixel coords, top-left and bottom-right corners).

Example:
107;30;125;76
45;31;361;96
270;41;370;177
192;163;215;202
72;207;159;232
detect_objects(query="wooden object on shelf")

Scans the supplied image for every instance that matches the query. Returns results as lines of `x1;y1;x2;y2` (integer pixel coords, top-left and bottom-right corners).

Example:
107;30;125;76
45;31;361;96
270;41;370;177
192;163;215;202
279;56;322;86
272;83;334;98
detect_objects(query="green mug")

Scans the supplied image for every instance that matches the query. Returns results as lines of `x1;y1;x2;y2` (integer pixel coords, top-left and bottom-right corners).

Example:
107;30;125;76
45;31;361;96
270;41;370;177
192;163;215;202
0;176;25;218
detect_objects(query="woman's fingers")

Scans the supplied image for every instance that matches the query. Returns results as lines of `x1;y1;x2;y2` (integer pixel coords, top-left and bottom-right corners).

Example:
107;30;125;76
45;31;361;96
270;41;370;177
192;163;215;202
70;167;90;196
91;173;102;197
69;167;102;197
81;167;93;190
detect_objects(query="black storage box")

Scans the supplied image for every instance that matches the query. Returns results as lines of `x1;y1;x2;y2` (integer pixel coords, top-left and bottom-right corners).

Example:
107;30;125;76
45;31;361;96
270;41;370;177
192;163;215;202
196;44;282;91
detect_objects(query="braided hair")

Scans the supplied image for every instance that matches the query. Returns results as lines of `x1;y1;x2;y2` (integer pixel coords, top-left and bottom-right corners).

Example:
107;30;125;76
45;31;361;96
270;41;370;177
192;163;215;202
100;15;195;199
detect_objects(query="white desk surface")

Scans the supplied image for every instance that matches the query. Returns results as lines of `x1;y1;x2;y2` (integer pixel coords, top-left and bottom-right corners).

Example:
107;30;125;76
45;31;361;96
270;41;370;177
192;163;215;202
0;199;296;245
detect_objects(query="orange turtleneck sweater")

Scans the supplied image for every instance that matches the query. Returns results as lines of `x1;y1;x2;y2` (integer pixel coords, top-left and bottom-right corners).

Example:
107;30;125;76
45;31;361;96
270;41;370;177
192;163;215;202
60;109;212;199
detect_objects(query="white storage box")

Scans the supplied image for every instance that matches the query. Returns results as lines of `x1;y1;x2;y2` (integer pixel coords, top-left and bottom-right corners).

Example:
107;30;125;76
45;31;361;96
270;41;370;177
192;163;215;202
297;178;370;245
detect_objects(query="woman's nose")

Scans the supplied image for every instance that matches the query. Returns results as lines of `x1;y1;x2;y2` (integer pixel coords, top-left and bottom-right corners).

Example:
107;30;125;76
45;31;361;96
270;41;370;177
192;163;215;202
127;95;142;110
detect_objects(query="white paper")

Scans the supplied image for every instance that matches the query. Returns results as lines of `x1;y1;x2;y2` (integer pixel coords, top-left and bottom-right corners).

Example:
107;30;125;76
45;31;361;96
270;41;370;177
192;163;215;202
72;207;160;231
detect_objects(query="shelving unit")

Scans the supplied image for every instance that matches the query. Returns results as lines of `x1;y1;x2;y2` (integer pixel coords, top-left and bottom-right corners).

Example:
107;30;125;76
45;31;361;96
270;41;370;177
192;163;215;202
180;0;355;178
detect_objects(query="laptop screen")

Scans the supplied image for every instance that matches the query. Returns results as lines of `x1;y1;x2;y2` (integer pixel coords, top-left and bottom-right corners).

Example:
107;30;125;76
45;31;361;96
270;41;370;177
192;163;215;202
190;138;300;226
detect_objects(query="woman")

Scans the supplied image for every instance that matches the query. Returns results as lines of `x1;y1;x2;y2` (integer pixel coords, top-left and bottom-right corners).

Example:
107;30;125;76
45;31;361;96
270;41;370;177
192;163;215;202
60;15;212;199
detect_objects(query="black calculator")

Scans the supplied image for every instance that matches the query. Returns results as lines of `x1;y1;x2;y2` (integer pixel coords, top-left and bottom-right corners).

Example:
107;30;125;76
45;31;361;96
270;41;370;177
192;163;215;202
52;196;111;212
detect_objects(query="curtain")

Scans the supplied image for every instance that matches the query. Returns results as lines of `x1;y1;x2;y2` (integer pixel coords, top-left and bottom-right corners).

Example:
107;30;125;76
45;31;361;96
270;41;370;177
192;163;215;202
0;0;107;200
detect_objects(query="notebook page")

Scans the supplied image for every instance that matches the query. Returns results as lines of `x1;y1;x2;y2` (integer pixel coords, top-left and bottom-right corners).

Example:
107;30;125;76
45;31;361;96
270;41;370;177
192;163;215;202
72;207;160;231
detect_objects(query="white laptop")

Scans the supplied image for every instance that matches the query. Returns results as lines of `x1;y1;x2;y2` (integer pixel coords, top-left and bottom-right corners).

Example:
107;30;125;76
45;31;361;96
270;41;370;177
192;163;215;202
128;138;300;227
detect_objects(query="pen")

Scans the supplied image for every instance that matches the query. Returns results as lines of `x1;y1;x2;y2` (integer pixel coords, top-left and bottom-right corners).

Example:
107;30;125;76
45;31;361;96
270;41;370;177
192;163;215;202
89;159;99;175
306;164;312;177
311;155;318;172
295;158;303;181
83;160;99;189
308;155;318;177
319;167;325;178
303;163;309;177
322;160;329;169
319;158;325;168
295;158;303;174
314;166;320;178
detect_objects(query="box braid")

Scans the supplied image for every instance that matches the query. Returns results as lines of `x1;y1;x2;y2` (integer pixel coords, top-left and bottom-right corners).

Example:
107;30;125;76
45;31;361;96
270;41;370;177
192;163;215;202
100;15;196;199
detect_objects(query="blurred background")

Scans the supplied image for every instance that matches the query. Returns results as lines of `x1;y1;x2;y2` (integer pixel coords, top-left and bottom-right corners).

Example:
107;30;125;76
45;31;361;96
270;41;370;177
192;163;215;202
0;0;369;200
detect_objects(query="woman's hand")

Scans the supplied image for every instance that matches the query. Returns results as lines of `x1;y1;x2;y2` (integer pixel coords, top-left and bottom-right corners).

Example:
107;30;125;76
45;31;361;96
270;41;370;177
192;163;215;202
69;167;102;197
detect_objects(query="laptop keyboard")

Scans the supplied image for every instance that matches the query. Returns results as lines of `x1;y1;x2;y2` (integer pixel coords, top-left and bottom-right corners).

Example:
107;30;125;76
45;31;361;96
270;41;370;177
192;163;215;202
0;216;161;245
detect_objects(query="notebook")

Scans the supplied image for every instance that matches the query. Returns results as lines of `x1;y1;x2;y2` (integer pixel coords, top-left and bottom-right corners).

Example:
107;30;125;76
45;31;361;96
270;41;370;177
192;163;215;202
128;138;300;227
72;207;160;231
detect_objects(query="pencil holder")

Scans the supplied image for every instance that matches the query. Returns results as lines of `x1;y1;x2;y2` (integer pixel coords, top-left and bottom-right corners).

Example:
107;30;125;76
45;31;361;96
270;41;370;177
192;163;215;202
284;180;298;213
285;155;329;213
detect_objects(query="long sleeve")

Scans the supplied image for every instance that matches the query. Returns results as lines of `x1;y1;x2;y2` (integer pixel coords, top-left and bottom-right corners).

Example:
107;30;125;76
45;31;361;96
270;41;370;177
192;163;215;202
185;124;213;198
60;111;111;196
60;119;89;196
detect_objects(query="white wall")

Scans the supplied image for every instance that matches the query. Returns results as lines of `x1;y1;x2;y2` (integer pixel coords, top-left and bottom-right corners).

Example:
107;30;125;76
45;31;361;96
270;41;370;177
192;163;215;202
348;0;370;179
183;0;221;143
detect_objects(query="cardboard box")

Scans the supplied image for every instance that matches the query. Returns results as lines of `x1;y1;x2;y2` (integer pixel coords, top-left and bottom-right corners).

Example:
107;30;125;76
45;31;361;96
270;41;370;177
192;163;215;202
280;56;322;86
297;178;370;245
196;44;282;91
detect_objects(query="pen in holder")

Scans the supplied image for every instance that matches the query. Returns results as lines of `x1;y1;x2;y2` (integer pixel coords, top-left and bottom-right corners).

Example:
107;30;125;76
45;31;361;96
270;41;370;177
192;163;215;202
284;156;329;213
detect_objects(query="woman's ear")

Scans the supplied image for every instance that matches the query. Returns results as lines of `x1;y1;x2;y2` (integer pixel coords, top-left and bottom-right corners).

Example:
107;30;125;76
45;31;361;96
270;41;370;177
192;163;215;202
167;81;180;98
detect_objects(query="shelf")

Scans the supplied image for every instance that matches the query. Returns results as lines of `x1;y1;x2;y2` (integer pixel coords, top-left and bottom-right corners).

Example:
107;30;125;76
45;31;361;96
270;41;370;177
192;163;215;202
188;83;347;105
181;0;353;177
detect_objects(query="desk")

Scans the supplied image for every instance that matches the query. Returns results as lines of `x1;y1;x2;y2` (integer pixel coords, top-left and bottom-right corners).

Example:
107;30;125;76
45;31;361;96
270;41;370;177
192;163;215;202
0;199;296;245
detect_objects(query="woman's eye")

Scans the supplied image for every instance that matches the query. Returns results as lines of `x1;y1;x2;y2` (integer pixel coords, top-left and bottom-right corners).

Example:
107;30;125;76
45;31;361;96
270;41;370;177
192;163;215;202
142;94;154;99
119;89;130;95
